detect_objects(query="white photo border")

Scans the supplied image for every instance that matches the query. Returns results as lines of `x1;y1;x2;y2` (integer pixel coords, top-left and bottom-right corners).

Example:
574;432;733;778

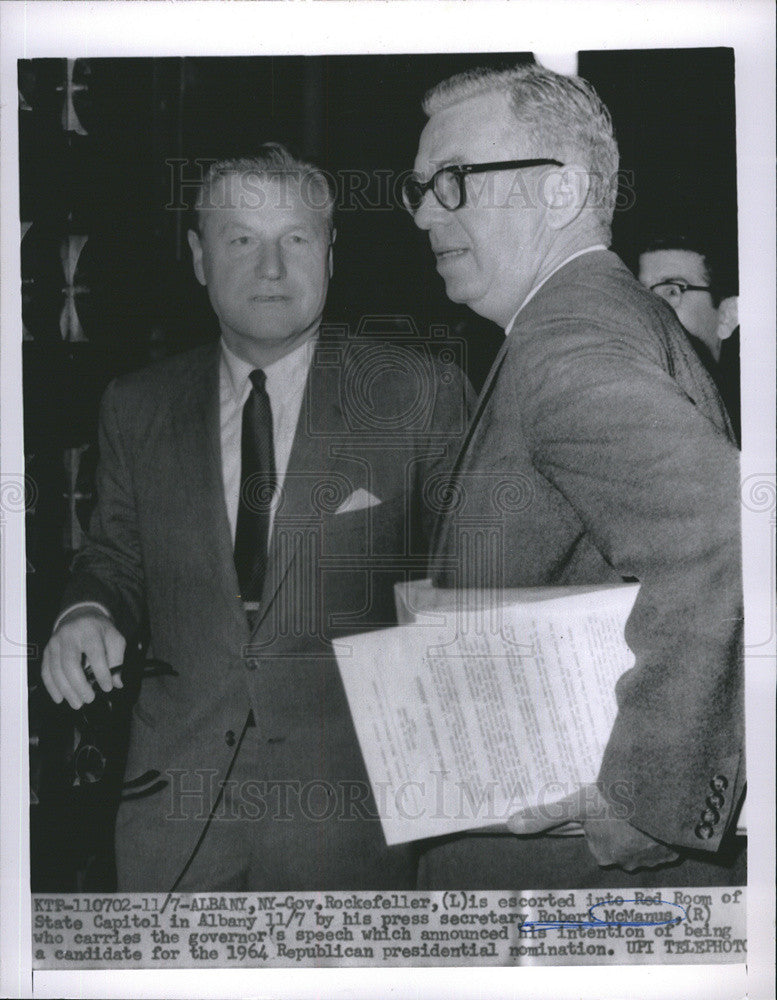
1;2;774;998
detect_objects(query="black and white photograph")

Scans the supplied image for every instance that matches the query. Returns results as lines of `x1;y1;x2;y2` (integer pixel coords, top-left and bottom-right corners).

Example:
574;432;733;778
1;3;774;999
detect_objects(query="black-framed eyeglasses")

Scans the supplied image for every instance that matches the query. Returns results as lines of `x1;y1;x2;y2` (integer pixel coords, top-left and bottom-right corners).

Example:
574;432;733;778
401;159;564;215
649;280;711;306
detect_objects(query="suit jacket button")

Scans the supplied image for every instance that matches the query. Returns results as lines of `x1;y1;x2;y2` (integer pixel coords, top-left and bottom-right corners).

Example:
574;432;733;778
701;807;719;825
710;774;728;792
707;791;725;810
695;822;714;840
225;730;236;747
245;658;258;672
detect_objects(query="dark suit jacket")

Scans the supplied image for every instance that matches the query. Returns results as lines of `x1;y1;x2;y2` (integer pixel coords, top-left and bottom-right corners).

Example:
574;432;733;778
428;250;743;880
64;333;470;890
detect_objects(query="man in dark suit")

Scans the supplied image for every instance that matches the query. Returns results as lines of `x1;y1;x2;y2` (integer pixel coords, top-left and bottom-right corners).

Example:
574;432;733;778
402;64;743;887
41;144;470;891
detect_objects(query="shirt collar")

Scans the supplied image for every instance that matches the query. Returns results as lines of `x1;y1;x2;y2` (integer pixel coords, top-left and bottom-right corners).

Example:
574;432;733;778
504;244;607;336
220;335;316;404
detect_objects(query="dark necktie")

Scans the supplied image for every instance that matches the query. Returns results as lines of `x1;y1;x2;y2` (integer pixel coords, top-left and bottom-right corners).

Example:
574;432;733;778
234;369;276;603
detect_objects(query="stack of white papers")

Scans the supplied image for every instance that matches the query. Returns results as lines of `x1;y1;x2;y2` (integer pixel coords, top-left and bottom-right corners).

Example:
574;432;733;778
333;580;640;846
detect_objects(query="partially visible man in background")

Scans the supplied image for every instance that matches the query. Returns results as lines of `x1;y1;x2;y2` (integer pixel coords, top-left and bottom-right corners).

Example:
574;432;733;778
403;63;744;889
638;233;740;442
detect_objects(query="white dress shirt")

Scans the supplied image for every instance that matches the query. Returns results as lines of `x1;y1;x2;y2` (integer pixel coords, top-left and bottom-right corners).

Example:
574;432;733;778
220;336;313;543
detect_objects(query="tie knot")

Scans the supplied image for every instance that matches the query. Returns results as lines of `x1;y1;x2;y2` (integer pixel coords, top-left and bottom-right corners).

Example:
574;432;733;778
249;369;267;394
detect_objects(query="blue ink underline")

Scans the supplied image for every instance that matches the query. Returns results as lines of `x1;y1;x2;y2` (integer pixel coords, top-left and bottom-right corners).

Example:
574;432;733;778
522;898;687;930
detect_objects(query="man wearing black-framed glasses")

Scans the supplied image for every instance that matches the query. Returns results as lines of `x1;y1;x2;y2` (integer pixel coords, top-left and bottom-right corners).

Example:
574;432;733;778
401;158;564;214
638;236;738;365
408;63;744;894
638;234;740;443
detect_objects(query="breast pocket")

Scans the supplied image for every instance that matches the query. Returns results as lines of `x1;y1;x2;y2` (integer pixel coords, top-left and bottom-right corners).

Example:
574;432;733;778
321;494;411;633
324;493;409;558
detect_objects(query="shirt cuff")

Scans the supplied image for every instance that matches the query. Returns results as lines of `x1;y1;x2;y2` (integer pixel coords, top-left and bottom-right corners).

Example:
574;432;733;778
53;602;114;634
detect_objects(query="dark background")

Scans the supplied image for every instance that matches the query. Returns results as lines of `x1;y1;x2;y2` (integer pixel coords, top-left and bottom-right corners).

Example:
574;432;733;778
21;50;738;890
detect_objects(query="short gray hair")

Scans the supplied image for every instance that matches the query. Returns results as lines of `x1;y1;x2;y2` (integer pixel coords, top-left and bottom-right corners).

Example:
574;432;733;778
194;143;335;234
423;63;619;233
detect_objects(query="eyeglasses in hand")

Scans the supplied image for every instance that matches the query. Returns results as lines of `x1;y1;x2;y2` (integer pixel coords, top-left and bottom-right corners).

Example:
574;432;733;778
73;654;177;787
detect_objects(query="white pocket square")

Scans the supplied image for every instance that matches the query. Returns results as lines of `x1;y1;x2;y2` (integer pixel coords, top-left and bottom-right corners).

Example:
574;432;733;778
335;488;382;515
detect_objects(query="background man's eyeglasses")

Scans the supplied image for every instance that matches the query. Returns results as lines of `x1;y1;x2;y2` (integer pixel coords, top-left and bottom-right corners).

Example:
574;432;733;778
649;280;711;306
401;158;564;215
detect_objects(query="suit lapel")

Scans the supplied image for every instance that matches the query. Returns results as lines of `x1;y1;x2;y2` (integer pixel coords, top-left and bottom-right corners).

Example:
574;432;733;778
431;333;512;561
250;355;349;635
168;343;246;627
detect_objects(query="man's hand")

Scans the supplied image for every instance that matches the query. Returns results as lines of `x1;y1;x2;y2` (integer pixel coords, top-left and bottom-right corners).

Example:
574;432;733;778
41;609;125;710
507;783;679;872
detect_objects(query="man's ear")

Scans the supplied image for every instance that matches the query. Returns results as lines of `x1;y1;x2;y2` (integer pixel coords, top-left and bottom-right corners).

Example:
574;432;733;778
542;163;590;230
187;228;207;286
716;296;739;341
328;227;337;278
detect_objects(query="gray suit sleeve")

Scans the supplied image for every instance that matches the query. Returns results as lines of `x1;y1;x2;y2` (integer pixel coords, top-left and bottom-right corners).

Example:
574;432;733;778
61;379;147;641
521;319;743;852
